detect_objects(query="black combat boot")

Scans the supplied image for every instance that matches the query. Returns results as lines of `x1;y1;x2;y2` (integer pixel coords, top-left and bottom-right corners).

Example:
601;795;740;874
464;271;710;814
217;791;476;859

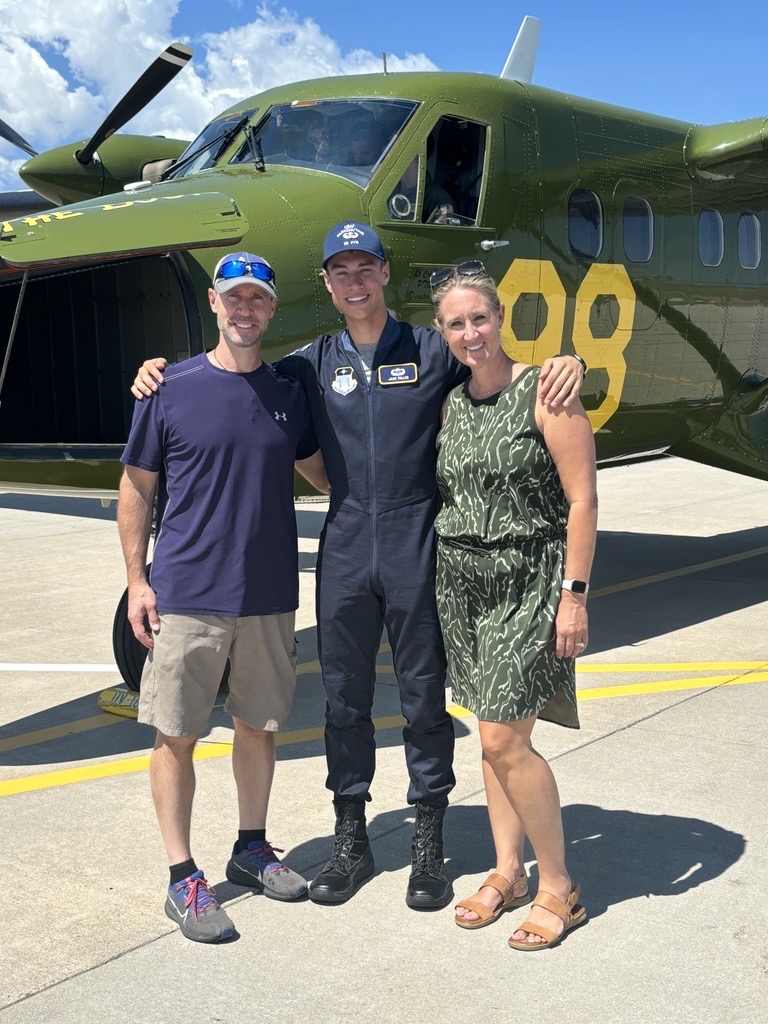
405;803;452;909
309;800;374;904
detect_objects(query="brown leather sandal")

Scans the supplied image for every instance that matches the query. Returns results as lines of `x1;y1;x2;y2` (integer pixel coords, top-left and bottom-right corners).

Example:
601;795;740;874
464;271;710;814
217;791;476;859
454;872;530;930
507;883;587;950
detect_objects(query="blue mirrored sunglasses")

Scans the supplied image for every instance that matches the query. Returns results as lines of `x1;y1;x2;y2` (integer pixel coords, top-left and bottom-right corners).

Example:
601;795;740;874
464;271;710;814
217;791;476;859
216;259;276;285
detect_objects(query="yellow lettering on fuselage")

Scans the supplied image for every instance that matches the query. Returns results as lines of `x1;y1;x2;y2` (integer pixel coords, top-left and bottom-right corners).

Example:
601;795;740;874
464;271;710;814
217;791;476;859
497;258;636;431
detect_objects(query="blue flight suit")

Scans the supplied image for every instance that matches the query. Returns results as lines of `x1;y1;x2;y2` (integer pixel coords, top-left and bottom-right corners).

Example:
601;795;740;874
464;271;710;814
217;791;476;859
279;315;468;806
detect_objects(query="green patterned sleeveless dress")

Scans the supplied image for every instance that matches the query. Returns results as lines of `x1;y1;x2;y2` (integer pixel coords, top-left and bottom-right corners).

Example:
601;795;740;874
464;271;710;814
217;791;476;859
434;365;579;727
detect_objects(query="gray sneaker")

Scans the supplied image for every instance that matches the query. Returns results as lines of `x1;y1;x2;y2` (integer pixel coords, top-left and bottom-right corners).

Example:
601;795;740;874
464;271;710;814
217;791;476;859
226;841;308;901
165;870;235;943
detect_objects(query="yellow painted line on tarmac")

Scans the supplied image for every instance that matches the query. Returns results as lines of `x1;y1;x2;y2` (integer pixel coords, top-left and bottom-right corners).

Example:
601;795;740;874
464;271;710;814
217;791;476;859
0;714;121;753
447;671;768;714
576;662;768;673
590;545;768;597
577;671;768;700
3;671;768;799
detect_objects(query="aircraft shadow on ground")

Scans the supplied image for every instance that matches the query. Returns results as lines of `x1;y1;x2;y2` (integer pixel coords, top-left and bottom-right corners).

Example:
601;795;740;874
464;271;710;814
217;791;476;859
295;506;328;539
0;614;470;766
211;801;745;912
0;493;331;533
4;518;766;766
0;493;118;520
588;524;768;654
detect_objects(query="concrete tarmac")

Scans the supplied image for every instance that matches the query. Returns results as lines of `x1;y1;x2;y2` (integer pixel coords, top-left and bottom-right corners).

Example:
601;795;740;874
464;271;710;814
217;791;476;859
1;456;767;1023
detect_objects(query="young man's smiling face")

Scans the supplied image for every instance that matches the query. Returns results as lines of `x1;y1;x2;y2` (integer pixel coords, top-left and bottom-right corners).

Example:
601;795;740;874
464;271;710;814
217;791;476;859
322;251;390;324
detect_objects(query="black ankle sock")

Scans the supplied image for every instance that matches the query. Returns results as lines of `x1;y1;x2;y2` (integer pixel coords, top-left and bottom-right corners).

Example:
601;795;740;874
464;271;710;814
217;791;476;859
169;858;198;886
236;829;266;854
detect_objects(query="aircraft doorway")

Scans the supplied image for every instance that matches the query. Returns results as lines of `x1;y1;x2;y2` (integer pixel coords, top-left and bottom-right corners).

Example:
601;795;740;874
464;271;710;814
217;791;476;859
0;255;195;452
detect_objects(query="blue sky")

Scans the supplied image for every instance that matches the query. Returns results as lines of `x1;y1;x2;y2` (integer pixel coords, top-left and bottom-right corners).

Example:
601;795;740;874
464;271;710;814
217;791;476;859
2;0;767;192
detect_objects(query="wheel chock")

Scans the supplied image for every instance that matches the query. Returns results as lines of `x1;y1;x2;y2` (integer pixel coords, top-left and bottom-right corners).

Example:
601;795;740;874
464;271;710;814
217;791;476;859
97;685;139;719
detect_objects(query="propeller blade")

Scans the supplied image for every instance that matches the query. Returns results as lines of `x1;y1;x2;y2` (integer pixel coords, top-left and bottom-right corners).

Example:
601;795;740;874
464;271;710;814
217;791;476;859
76;42;193;166
0;118;37;158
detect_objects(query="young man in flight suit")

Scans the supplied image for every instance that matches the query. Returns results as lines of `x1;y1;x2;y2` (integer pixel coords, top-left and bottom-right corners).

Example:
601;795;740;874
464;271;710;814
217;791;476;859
133;222;585;910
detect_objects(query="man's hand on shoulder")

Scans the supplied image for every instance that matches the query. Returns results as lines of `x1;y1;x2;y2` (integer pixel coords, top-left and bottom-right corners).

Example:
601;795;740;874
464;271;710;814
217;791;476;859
132;358;169;400
538;354;586;408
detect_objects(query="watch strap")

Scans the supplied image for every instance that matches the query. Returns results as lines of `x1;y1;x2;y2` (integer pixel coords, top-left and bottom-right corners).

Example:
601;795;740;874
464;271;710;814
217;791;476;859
562;578;589;594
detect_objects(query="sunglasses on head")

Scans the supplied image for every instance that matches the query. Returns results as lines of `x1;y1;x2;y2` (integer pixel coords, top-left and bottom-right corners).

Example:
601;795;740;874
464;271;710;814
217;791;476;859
429;259;489;292
216;259;276;286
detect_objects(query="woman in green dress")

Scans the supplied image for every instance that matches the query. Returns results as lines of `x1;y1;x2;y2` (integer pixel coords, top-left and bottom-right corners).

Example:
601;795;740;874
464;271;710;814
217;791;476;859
431;263;597;950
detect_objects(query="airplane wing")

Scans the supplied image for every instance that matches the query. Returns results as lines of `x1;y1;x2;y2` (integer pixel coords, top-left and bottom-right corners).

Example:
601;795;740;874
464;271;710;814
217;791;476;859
685;117;768;181
0;190;248;269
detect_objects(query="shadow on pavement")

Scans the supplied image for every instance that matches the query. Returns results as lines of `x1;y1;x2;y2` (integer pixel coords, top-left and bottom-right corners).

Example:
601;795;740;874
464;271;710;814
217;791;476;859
245;802;744;919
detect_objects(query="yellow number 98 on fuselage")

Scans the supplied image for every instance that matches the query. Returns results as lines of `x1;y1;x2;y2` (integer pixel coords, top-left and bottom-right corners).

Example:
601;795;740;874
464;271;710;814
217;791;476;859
497;258;636;431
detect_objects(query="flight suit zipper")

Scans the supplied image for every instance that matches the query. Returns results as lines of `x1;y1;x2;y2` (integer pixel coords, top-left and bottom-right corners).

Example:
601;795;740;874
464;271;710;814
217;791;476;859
352;349;379;578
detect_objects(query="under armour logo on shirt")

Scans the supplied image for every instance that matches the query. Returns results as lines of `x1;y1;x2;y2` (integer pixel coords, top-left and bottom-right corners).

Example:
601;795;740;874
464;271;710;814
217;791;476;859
274;411;287;421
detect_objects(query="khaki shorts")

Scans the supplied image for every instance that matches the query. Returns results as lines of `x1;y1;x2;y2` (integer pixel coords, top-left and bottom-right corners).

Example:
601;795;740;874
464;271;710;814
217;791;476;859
138;612;297;737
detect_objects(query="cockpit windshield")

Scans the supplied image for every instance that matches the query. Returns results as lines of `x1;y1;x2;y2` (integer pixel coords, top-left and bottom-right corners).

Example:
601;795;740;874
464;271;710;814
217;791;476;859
229;98;419;186
163;109;258;179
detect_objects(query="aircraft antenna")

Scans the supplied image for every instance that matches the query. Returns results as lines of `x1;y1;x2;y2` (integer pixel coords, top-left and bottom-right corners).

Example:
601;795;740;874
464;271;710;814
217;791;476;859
499;15;541;82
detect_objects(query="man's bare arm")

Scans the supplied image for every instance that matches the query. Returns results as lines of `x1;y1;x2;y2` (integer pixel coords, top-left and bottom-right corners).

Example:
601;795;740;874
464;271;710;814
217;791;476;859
538;354;586;408
295;450;330;494
117;465;160;648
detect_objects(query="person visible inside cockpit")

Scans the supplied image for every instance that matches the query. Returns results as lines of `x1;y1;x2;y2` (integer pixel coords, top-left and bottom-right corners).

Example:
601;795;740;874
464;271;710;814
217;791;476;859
307;118;332;163
388;156;455;223
343;118;384;167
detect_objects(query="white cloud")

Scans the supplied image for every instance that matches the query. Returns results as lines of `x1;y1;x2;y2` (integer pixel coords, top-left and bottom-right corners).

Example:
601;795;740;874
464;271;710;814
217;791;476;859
0;0;436;190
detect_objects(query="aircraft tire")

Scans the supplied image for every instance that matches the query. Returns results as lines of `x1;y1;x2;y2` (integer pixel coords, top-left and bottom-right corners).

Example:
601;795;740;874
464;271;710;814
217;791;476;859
111;572;231;694
112;584;149;692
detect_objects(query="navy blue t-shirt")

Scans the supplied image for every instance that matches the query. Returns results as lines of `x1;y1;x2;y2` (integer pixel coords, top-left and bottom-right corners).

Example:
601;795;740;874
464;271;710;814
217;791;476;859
121;353;318;617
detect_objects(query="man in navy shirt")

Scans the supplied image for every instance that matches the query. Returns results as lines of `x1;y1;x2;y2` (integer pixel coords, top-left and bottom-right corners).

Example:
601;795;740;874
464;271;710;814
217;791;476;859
133;225;584;912
119;252;327;942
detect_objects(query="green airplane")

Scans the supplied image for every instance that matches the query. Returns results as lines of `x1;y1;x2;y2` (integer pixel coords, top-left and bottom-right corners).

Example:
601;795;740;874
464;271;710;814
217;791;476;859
1;14;766;503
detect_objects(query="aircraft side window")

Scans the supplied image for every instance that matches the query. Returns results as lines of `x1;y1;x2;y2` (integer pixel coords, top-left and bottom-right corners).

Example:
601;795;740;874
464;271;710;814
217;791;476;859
623;197;654;263
698;209;724;267
737;213;761;270
431;117;487;225
387;132;459;225
569;189;603;260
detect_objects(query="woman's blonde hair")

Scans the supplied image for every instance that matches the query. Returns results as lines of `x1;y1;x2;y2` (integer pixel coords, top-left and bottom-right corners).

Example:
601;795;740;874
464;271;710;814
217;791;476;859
432;270;501;327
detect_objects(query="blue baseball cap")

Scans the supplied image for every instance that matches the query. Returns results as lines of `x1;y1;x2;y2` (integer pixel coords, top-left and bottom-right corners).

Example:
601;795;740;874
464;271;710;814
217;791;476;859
322;221;386;267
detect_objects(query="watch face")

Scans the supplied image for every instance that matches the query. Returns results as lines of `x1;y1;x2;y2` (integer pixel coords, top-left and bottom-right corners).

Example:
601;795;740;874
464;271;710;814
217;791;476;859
570;580;588;594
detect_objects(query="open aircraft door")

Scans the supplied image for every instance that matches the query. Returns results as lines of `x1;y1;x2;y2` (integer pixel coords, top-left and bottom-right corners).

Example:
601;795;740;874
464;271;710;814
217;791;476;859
364;111;499;328
0;192;248;490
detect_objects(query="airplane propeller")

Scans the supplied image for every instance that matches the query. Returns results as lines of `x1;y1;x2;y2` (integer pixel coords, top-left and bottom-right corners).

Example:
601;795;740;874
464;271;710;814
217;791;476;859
76;42;193;165
0;118;37;158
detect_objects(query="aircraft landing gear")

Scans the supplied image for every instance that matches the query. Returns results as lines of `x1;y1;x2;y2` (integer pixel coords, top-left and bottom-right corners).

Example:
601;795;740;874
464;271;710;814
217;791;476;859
111;582;230;693
111;586;148;692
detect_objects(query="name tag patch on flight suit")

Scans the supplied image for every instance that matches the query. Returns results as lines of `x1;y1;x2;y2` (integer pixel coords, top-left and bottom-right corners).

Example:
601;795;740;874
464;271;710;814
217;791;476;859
377;363;418;385
332;366;358;395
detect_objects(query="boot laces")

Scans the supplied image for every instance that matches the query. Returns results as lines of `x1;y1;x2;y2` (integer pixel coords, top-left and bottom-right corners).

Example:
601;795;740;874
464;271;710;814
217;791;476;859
326;808;362;869
412;810;442;875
